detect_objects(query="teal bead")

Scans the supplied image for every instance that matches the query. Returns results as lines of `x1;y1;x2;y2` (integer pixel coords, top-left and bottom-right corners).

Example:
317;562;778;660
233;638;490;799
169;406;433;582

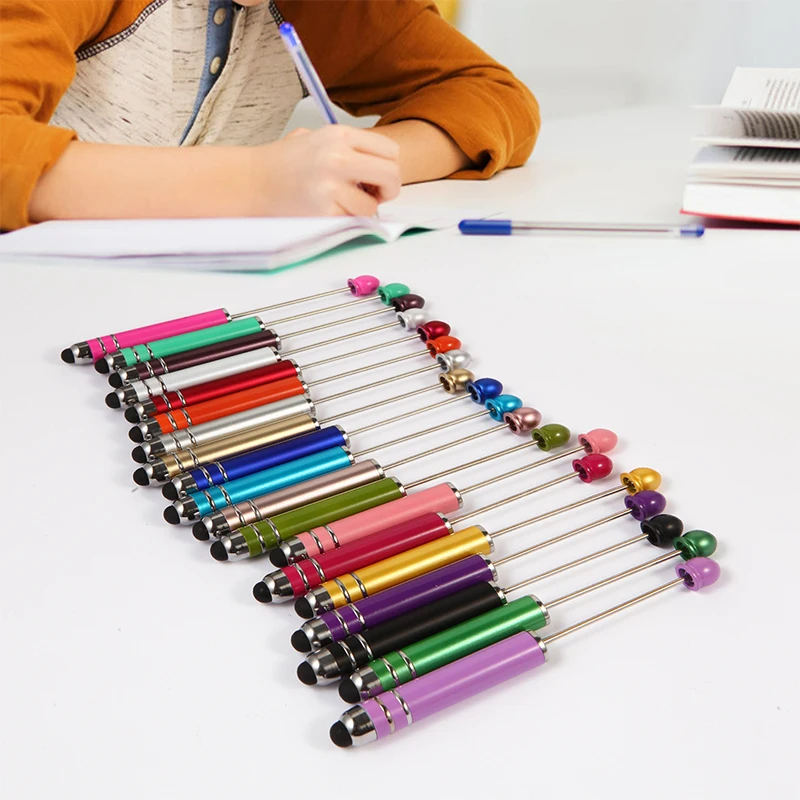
486;394;522;421
377;283;411;304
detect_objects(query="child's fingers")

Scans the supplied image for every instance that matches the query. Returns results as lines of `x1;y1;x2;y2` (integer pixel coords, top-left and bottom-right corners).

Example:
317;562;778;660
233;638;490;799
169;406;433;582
333;183;380;217
341;152;401;201
343;127;401;162
286;127;312;139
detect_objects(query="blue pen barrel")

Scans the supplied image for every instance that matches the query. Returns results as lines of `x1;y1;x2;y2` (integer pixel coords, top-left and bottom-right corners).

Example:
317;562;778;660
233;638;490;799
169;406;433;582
190;427;348;490
191;447;353;517
458;219;513;236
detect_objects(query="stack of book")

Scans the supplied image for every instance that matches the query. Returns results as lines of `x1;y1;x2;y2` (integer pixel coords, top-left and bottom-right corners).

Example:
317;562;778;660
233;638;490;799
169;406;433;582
683;68;800;224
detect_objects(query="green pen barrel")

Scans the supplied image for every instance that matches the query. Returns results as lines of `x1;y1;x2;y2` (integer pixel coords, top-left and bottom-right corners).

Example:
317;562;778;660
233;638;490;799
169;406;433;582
120;317;264;366
241;478;404;553
373;596;549;691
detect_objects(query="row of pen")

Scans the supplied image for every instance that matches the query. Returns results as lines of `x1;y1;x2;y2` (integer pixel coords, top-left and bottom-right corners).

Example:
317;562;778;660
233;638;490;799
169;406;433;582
62;275;721;747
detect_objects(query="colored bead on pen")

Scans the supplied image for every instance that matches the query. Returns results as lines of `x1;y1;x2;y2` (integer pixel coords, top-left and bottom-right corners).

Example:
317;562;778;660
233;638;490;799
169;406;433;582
330;556;721;747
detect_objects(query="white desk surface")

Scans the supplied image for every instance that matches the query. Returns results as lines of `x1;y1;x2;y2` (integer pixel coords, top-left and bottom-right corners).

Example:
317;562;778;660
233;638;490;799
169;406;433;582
2;107;798;799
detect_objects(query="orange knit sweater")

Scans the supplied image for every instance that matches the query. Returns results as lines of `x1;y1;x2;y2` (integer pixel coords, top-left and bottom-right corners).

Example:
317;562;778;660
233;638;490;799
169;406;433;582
0;0;539;230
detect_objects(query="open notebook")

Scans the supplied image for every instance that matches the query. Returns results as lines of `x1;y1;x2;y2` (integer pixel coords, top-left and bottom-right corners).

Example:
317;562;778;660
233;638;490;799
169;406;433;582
683;68;800;224
0;205;489;270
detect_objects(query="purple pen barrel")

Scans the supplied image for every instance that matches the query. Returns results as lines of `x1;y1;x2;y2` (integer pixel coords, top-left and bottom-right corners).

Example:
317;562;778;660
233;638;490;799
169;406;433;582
331;631;546;746
298;555;494;651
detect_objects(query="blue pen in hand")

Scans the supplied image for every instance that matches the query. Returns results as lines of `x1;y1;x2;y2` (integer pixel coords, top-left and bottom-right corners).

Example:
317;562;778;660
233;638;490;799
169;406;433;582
279;22;379;211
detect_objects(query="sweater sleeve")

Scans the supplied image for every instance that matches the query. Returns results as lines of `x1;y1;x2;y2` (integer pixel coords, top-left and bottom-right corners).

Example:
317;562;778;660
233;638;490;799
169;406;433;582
0;0;116;230
277;0;540;179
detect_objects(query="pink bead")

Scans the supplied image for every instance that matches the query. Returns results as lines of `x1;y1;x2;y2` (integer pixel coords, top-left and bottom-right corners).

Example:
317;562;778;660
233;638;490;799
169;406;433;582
676;557;721;591
347;275;380;296
503;407;542;435
578;428;618;454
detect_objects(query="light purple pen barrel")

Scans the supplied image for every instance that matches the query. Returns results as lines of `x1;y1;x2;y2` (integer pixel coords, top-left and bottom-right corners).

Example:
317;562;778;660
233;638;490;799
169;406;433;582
306;555;494;648
332;632;545;746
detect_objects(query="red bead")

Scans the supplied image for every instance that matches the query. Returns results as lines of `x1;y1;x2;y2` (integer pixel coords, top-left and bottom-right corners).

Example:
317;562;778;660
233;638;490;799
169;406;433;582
417;321;451;342
572;453;613;483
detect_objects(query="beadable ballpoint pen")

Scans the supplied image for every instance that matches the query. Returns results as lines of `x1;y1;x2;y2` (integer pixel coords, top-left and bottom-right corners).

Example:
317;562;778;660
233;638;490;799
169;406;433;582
458;219;705;237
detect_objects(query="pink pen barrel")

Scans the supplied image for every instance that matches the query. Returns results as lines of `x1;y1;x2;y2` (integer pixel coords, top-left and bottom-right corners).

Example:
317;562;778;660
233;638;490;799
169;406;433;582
360;632;547;742
295;484;462;558
283;513;451;597
87;309;229;361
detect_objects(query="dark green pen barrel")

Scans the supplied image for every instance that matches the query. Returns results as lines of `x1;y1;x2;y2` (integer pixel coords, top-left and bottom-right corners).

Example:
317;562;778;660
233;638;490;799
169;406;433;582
373;595;549;690
245;478;404;552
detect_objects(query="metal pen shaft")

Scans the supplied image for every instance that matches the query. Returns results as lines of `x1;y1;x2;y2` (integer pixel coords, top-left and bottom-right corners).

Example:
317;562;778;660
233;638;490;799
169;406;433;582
310;361;438;388
492;484;627;539
232;285;353;318
547;550;681;609
401;437;535;486
280;307;392;340
352;407;487;443
542;576;685;645
301;336;422;368
284;318;396;345
459;472;576;522
319;383;438;415
258;294;375;326
495;508;631;565
505;532;648;594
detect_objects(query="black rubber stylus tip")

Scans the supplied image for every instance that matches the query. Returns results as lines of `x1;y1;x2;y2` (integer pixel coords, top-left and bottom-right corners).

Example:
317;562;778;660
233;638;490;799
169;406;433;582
269;548;289;568
193;522;211;541
163;505;181;525
109;372;124;389
329;721;353;748
209;541;229;561
132;468;150;487
60;348;75;364
94;358;110;374
252;582;272;603
104;391;121;409
338;678;361;705
291;630;312;653
296;661;318;686
131;446;147;464
124;405;139;423
161;482;179;501
294;596;314;619
129;426;144;443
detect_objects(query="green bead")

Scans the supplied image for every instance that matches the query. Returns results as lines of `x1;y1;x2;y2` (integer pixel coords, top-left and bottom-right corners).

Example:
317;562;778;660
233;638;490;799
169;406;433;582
372;596;549;692
253;478;403;546
675;530;717;559
377;283;411;304
532;424;571;451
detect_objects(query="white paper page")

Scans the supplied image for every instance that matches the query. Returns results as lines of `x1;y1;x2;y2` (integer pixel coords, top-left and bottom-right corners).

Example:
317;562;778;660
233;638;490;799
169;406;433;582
0;204;489;269
722;67;800;111
688;146;800;181
694;135;800;150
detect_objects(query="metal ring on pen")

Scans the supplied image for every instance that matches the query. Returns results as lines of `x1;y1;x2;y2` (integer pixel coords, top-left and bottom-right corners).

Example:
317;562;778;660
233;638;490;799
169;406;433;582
396;650;417;679
307;559;326;583
373;696;395;733
323;525;339;547
350;572;368;599
391;690;413;725
333;578;352;604
379;657;401;686
331;609;352;636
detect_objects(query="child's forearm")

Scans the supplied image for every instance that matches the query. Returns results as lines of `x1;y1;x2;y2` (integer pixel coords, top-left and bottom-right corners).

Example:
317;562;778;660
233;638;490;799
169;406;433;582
374;120;473;184
29;141;257;222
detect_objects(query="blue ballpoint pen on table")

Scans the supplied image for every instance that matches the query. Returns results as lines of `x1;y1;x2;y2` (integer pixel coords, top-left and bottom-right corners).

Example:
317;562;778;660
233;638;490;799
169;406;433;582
458;219;705;238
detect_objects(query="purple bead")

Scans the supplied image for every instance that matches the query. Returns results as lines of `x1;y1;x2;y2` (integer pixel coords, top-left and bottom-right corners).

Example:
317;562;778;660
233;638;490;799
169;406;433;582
676;557;721;591
624;490;667;521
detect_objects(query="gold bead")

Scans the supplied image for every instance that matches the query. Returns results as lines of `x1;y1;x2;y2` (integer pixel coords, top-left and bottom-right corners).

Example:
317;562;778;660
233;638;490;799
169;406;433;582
439;368;475;394
620;467;662;494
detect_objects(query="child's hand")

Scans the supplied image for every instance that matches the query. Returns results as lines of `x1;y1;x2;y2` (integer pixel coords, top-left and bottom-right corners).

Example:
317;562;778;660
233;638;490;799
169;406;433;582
254;126;401;216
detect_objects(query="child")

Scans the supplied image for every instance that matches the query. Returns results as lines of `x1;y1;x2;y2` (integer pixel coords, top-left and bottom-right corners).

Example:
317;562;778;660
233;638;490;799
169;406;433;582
0;0;539;230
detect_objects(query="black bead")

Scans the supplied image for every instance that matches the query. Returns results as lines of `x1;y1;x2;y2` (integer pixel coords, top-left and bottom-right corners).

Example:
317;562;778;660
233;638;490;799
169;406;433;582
640;514;684;547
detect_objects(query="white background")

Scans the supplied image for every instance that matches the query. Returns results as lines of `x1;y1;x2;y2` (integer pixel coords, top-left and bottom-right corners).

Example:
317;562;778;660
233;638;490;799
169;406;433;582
1;107;798;798
459;0;800;116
